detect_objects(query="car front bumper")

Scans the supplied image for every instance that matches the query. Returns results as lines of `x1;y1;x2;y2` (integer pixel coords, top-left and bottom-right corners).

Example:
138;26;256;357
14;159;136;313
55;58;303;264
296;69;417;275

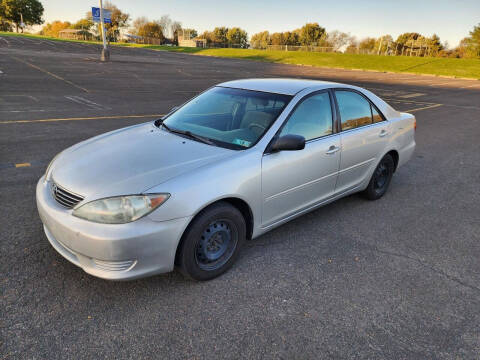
36;176;191;280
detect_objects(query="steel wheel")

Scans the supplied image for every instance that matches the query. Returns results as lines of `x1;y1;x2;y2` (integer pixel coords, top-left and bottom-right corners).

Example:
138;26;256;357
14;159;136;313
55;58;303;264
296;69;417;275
195;219;238;271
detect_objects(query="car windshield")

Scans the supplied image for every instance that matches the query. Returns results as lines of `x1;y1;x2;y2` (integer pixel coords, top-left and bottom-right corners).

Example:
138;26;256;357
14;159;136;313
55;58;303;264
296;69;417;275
160;86;292;150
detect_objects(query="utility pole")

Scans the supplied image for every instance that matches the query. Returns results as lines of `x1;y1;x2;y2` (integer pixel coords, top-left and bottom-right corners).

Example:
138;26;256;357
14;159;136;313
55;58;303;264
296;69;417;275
99;0;110;61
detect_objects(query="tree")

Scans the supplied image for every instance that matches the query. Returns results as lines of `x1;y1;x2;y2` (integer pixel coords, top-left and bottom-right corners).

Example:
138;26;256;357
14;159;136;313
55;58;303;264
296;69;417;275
284;31;299;46
427;34;443;55
270;32;285;46
132;16;148;35
464;23;480;58
158;15;171;37
298;23;325;46
374;34;393;54
0;0;44;32
327;30;354;51
102;1;129;42
212;26;228;45
170;20;181;44
226;27;247;47
137;21;163;41
250;31;270;49
358;37;376;53
40;20;70;37
0;18;12;31
71;18;93;32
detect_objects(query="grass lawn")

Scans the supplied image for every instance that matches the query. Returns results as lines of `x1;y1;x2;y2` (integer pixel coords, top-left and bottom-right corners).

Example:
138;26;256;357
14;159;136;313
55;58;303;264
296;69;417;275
2;31;479;79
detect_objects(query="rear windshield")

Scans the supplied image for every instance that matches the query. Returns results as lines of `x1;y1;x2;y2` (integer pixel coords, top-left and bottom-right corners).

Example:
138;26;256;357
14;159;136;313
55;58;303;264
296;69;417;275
162;86;292;149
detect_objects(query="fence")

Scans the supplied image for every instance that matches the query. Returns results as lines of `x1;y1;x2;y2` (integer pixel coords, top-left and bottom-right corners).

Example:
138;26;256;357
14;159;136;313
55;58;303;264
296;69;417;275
262;45;334;52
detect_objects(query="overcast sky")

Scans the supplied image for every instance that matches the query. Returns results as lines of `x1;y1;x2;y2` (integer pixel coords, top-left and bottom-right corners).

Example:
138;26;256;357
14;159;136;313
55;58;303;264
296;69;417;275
40;0;479;47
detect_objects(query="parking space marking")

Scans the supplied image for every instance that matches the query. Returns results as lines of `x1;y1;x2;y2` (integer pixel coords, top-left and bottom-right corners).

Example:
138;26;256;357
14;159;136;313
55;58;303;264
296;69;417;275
398;93;425;98
15;163;31;168
404;104;443;113
65;95;110;110
12;56;89;93
0;114;164;124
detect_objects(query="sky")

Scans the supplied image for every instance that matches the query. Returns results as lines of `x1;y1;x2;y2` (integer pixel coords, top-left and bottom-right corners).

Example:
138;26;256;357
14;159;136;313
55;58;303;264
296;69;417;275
39;0;479;47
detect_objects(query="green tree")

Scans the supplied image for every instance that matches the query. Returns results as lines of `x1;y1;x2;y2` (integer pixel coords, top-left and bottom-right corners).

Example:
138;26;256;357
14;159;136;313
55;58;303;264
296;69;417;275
298;22;325;46
250;31;270;49
465;23;480;58
270;32;285;45
427;34;443;56
395;32;421;54
226;27;247;47
358;37;376;53
0;18;12;31
0;0;44;32
284;31;299;46
374;34;393;54
212;26;228;45
71;18;93;32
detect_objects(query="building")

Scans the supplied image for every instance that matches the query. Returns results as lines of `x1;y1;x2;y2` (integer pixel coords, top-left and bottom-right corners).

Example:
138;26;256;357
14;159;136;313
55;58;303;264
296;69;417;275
58;29;93;41
178;33;207;48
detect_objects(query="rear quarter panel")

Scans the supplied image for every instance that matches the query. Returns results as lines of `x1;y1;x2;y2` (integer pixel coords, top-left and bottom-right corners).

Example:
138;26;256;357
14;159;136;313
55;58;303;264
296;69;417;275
388;112;416;168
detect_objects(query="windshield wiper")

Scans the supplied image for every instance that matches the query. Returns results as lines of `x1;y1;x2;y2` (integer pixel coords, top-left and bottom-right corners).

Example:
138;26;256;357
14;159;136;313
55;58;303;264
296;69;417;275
160;121;215;146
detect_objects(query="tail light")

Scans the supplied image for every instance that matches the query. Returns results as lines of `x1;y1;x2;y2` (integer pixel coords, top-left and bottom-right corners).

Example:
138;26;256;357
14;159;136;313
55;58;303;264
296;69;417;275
414;118;417;131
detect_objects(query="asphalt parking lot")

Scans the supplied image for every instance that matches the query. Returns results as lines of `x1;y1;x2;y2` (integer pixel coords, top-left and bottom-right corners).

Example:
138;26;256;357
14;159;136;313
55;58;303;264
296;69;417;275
1;36;480;359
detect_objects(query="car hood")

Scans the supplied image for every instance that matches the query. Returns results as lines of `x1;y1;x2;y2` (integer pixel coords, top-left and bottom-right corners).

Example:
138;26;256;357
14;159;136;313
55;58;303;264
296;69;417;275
50;123;234;200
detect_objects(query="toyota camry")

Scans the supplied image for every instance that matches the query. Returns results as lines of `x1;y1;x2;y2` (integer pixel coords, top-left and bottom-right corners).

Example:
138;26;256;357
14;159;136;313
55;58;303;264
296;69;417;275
36;78;416;281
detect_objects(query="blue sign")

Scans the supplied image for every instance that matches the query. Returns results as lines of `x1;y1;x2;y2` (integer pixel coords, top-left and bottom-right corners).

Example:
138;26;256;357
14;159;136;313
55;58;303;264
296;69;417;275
92;7;111;24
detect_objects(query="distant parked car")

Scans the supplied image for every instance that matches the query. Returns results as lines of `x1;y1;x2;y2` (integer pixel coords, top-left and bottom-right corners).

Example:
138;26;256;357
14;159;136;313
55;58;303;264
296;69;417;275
36;79;416;281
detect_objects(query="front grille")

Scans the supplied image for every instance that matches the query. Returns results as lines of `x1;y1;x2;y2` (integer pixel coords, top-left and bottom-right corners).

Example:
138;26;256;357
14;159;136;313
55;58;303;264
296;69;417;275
51;182;84;209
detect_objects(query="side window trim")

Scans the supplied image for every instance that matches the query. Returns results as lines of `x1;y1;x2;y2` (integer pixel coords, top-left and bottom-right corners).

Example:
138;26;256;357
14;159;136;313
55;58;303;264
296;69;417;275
332;88;387;133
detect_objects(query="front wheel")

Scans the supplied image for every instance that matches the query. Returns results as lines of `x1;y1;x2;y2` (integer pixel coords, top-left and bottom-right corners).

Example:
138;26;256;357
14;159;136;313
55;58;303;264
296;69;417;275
363;154;395;200
177;202;246;281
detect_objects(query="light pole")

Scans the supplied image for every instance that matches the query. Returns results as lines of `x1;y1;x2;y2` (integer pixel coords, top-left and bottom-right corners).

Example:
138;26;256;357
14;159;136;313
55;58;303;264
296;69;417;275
99;0;109;61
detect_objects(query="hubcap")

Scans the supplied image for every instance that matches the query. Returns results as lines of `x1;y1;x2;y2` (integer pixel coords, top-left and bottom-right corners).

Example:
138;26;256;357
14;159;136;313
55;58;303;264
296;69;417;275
195;220;237;270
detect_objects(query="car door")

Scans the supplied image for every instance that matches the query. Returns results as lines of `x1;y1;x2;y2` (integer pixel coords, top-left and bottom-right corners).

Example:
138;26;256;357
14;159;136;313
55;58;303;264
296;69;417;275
261;91;341;227
334;89;390;193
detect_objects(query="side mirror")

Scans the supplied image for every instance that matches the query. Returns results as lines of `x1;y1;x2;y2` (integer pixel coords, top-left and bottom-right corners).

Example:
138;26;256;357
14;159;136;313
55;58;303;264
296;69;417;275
270;134;306;152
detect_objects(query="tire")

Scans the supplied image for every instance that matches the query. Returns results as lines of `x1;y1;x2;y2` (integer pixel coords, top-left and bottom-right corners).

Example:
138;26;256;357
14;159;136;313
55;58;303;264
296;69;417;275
177;202;246;281
363;154;395;200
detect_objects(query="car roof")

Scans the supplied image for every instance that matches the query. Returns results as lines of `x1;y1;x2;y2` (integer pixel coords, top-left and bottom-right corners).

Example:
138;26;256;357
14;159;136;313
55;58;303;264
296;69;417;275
218;78;401;119
218;78;342;95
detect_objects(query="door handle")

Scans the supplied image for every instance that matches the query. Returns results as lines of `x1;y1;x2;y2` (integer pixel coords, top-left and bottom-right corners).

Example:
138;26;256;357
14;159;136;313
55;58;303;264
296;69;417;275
326;145;340;155
379;129;388;137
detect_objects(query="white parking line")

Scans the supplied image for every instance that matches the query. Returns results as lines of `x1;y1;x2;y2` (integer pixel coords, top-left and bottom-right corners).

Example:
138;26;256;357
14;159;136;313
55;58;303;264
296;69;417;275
64;96;110;110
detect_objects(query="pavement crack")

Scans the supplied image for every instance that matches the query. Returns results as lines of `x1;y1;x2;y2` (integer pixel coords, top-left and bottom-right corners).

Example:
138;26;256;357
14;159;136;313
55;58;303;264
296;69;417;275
372;247;480;293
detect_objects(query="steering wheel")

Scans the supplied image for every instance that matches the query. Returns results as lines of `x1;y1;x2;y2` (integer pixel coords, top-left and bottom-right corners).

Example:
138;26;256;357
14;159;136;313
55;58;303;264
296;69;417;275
248;123;267;134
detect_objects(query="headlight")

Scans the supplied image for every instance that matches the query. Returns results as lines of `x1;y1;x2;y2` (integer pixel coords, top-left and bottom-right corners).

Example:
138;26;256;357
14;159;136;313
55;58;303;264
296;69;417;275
73;194;170;224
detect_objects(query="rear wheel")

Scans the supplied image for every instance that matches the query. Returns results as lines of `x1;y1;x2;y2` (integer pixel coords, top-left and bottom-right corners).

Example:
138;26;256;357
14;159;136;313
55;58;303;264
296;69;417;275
177;202;246;281
363;154;395;200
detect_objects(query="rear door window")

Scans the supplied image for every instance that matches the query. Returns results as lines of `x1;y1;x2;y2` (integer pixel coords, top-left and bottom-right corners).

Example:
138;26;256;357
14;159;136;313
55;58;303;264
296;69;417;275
335;90;373;131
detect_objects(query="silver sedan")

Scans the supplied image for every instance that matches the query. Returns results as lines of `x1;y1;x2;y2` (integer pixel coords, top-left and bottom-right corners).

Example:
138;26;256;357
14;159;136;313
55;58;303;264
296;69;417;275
36;79;416;281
